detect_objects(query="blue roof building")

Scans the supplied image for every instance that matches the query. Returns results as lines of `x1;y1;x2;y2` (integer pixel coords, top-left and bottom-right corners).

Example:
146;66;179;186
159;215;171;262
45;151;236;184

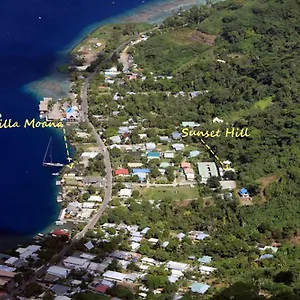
196;233;210;240
132;168;151;174
190;282;210;294
147;152;161;159
239;188;249;196
260;254;274;260
189;150;200;158
198;256;212;264
172;131;181;140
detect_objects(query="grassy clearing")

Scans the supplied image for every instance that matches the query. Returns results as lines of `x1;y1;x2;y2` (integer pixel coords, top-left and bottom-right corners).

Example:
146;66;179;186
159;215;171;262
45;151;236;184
137;186;199;201
253;96;273;110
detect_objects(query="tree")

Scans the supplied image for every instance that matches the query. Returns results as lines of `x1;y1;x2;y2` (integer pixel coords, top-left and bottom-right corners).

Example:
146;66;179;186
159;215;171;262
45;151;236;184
207;176;221;188
24;282;44;298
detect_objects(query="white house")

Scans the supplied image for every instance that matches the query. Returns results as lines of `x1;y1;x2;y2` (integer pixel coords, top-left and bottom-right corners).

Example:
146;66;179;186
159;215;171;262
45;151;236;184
47;266;70;278
118;189;132;198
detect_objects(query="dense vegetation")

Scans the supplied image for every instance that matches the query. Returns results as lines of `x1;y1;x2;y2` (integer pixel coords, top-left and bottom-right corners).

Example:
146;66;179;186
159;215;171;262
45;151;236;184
83;0;300;298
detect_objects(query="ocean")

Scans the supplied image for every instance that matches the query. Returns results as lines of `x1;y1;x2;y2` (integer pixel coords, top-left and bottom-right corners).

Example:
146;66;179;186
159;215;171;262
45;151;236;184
0;0;201;251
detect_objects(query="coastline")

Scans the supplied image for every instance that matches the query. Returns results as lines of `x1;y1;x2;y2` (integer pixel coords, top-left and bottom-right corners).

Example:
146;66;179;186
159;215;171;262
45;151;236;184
21;0;209;245
25;0;206;101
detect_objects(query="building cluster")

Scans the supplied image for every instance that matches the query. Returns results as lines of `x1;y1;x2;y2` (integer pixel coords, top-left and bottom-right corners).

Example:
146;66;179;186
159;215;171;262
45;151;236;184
39;97;80;122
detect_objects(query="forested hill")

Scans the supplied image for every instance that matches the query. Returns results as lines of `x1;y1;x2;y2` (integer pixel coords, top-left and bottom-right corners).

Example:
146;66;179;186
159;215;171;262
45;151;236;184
118;1;300;297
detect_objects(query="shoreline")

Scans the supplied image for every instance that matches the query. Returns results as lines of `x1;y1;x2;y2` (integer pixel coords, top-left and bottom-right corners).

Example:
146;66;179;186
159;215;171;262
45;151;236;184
21;0;209;246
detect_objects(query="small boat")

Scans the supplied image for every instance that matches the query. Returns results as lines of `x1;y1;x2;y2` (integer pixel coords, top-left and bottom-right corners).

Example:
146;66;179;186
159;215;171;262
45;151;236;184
52;172;59;176
43;137;64;167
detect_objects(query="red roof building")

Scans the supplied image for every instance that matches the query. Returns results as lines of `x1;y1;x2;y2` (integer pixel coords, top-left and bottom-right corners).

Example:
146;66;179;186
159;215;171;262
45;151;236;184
115;169;129;176
51;229;70;238
95;284;108;293
181;162;191;169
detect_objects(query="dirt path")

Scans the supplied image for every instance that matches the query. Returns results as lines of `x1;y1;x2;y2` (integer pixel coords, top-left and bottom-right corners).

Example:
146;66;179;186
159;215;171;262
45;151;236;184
258;174;277;202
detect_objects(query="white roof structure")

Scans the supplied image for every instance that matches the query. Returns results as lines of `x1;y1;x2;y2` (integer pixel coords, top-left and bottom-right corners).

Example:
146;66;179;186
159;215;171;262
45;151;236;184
88;195;102;202
200;266;217;274
212;117;224;123
80;253;96;260
5;257;18;265
84;241;94;250
167;261;189;271
102;271;127;282
118;188;132;198
47;266;70;278
63;256;88;267
81;152;99;159
82;202;95;209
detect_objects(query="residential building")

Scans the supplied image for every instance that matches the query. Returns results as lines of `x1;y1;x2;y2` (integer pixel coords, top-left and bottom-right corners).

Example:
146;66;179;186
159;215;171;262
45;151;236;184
239;188;250;197
114;169;129;176
102;271;127;282
145;142;156;150
47;266;70;278
181;121;200;127
200;266;217;275
118;189;132;198
166;261;189;272
172;144;185;151
164;151;175;159
172;131;181;140
190;282;210;294
213;117;224;123
88;195;102;202
147;152;160;159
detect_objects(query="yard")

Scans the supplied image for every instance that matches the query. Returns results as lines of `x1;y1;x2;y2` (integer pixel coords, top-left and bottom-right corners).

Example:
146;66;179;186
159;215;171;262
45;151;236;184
137;186;199;201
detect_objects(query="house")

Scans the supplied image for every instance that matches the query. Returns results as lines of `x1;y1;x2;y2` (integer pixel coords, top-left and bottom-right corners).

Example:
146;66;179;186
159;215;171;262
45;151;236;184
185;170;195;181
63;256;89;269
132;168;151;181
168;269;184;283
84;241;94;250
257;245;278;253
65;106;79;121
160;162;171;168
200;266;216;275
177;233;185;241
181;162;191;169
196;233;210;240
189;150;200;158
147;152;160;159
104;66;120;77
115;168;129;176
197;162;218;184
159;136;171;142
181;122;200;127
110;136;121;144
162;241;169;248
172;132;181;140
88;195;102;202
190;282;210;294
189;91;201;98
172;144;185;151
213;117;224;123
47;266;70;278
138;133;147;139
118;126;130;135
118;189;132;198
164;151;175;159
239;188;250;197
128;163;143;168
102;271;127;282
148;238;159;245
81;152;99;159
167;261;189;272
198;256;212;264
219;180;236;190
260;254;274;260
145;142;156;151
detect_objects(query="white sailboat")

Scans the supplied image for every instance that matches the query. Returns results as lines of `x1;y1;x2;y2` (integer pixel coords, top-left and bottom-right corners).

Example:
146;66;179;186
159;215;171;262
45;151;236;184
43;137;64;167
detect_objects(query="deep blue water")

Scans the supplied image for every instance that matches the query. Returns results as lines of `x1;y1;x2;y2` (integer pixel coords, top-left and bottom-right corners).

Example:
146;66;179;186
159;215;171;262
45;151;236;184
0;0;162;251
